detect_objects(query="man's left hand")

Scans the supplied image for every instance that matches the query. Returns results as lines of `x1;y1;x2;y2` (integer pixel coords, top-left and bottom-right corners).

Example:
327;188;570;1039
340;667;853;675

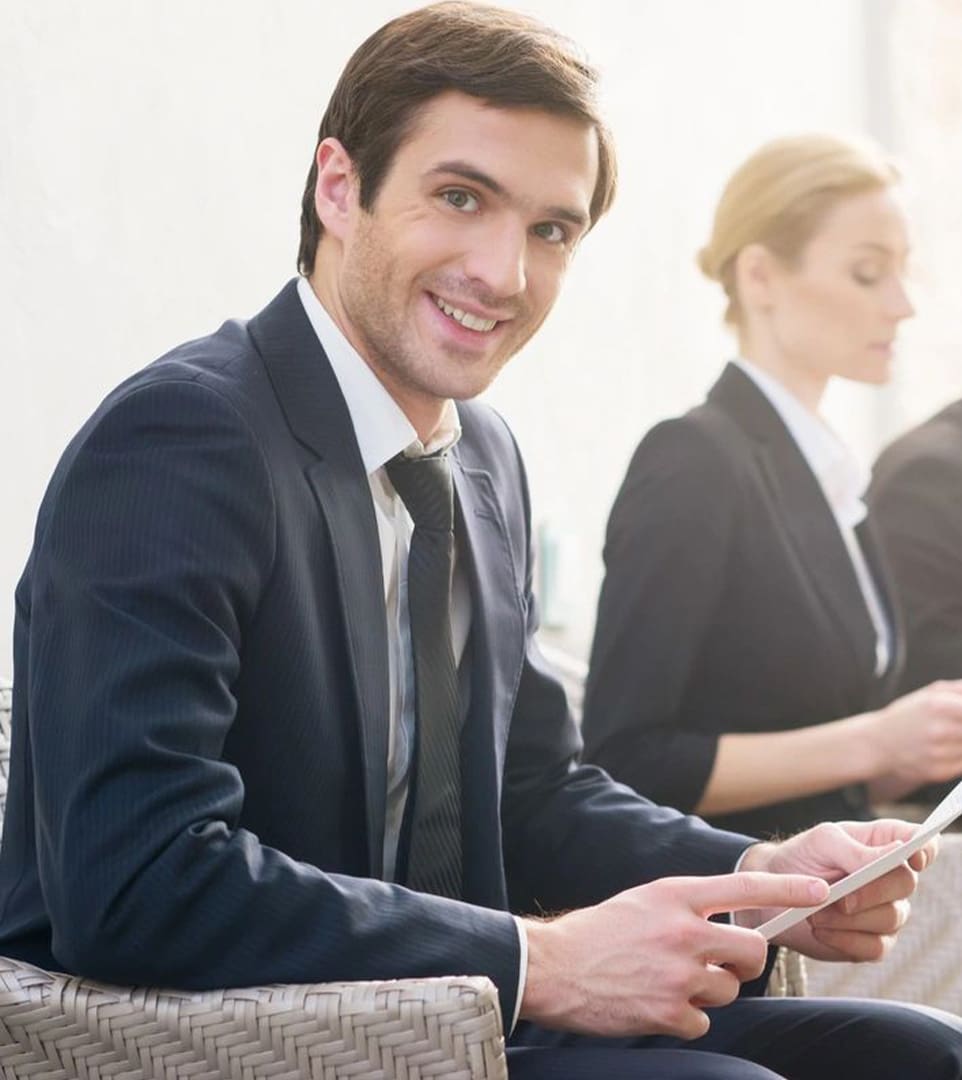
737;819;939;962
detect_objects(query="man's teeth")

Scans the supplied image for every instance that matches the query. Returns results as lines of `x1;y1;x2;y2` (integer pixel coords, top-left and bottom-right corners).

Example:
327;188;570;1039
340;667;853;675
434;296;497;332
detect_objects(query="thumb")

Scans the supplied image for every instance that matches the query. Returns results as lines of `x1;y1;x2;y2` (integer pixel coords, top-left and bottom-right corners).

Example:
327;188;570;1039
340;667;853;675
824;834;904;881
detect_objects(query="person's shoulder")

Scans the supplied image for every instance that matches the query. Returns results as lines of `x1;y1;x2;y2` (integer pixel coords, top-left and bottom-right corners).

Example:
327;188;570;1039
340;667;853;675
138;316;262;400
49;319;270;495
882;399;962;463
628;399;746;482
94;318;267;430
874;398;962;491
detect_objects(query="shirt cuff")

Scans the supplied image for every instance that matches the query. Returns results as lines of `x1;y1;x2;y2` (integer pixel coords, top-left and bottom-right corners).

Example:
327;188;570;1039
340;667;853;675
733;844;755;874
511;915;528;1033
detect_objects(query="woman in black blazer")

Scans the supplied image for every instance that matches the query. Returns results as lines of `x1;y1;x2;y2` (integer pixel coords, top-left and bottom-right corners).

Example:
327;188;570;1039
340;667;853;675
582;134;962;839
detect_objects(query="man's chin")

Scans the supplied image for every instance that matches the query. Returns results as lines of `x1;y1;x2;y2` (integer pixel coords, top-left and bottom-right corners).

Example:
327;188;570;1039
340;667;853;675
416;360;508;403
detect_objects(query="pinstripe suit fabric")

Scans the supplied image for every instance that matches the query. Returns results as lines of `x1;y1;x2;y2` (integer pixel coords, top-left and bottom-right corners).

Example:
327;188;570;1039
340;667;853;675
0;280;752;1033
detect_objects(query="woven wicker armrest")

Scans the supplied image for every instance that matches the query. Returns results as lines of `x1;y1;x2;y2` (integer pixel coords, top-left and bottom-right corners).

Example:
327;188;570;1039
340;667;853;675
0;680;506;1077
0;957;507;1079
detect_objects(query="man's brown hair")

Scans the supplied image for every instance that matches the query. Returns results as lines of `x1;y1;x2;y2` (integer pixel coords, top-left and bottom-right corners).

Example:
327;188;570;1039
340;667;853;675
297;1;617;275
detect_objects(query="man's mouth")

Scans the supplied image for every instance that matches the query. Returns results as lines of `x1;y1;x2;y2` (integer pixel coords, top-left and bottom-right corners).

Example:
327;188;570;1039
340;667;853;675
432;294;499;333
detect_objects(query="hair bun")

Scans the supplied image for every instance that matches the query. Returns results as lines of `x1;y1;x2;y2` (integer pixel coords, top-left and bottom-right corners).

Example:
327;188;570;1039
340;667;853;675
697;132;896;326
696;244;717;281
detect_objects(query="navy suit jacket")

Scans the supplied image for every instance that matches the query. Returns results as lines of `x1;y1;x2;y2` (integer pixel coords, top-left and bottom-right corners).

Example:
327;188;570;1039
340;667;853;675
0;281;751;1023
583;364;903;840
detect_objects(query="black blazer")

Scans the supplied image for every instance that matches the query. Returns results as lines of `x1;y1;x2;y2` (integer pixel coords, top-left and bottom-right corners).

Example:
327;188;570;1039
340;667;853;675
0;282;752;1023
870;399;962;693
582;363;903;839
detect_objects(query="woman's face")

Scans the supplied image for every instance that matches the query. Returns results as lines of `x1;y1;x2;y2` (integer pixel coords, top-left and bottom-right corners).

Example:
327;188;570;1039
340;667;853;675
759;187;914;386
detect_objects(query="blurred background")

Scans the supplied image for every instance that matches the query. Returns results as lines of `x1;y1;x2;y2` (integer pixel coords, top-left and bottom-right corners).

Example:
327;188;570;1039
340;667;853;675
2;0;961;673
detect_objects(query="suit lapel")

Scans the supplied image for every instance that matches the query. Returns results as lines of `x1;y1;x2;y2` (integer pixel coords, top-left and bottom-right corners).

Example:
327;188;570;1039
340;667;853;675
249;281;390;876
451;448;525;772
711;364;880;677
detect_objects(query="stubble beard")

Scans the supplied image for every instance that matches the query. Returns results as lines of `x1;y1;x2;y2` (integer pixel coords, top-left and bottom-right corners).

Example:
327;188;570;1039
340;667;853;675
341;224;535;405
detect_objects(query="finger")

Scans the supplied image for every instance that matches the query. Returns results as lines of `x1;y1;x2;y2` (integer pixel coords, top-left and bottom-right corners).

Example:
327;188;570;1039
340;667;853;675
690;963;742;1010
811;898;910;936
927;689;962;716
831;824;937;878
672;1004;711;1042
908;838;940;872
810;926;897;963
686;872;829;917
831;864;918;915
700;923;769;983
837;818;921;848
781;822;903;884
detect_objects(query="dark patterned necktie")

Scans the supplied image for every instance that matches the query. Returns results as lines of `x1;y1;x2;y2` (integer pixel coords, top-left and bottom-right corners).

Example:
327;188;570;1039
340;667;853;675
386;451;462;898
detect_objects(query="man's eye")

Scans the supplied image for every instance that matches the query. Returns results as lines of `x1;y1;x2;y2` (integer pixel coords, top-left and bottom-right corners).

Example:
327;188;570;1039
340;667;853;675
533;222;567;244
442;190;480;212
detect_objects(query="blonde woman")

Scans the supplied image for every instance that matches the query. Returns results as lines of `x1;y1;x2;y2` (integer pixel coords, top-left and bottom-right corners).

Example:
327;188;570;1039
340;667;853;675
582;134;962;839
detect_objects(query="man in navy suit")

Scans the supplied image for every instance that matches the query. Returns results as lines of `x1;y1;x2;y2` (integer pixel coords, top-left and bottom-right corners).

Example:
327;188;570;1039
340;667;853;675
2;3;960;1076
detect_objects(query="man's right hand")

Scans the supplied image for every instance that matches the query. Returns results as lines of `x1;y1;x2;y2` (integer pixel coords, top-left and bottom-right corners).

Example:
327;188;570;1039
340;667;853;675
519;871;828;1039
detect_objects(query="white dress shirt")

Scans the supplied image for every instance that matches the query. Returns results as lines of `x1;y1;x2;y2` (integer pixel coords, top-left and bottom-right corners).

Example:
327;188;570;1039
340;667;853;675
733;357;892;676
295;277;526;1026
296;276;472;877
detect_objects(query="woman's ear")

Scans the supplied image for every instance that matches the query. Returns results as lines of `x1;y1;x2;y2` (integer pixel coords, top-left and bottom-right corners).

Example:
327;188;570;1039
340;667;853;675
735;243;779;315
313;138;357;240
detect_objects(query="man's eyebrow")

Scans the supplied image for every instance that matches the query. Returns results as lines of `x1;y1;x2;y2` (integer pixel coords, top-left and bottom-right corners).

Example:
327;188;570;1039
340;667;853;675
428;160;589;230
430;161;506;196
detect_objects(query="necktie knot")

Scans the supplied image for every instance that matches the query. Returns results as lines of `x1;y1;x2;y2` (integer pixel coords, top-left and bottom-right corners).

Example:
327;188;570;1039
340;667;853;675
386;452;454;533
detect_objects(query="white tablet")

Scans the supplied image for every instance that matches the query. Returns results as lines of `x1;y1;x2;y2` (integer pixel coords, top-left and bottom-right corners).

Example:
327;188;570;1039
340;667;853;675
756;778;962;941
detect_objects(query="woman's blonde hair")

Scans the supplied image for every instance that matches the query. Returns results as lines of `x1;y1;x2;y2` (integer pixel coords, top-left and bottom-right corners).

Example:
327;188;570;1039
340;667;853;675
698;133;899;326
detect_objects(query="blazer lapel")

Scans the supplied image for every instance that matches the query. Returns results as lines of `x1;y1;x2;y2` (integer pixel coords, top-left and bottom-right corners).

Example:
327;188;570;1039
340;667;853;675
450;448;525;773
711;364;879;677
249;281;390;876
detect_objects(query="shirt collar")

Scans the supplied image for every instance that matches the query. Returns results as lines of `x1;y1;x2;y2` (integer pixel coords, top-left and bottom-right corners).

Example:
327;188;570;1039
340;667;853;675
296;276;460;474
733;357;870;528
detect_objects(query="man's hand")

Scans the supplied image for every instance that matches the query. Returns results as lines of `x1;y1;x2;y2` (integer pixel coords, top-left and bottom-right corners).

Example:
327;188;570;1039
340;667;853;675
520;871;828;1039
738;819;939;962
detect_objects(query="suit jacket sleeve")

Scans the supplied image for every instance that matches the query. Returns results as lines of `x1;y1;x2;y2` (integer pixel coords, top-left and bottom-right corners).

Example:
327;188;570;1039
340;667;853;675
489;413;753;915
870;442;962;691
22;378;521;1011
581;417;738;812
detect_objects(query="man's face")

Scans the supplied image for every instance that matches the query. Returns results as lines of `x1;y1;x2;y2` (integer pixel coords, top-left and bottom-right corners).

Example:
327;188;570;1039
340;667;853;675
314;91;599;431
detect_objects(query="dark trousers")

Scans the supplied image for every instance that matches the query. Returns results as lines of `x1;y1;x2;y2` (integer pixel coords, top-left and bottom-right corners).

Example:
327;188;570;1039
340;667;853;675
508;996;962;1078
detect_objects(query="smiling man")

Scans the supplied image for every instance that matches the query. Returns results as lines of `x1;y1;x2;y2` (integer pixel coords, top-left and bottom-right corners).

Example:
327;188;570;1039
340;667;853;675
2;4;961;1079
306;90;592;433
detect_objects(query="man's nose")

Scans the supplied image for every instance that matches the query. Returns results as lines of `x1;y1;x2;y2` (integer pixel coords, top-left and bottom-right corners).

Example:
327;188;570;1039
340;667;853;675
463;221;527;299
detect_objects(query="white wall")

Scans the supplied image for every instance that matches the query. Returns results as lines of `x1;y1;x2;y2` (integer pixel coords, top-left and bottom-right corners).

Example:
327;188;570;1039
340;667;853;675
482;0;874;653
2;1;957;674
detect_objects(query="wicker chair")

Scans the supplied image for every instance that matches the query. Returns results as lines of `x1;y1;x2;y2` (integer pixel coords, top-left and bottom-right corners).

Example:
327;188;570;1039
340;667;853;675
0;680;507;1079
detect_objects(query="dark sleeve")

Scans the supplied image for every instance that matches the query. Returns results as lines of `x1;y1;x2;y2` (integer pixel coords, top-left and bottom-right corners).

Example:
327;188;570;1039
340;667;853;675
580;417;739;812
24;378;520;1015
495;416;753;915
870;444;962;692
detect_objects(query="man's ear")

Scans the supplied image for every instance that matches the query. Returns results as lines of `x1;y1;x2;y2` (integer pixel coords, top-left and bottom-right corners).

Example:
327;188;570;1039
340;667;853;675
314;138;357;240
